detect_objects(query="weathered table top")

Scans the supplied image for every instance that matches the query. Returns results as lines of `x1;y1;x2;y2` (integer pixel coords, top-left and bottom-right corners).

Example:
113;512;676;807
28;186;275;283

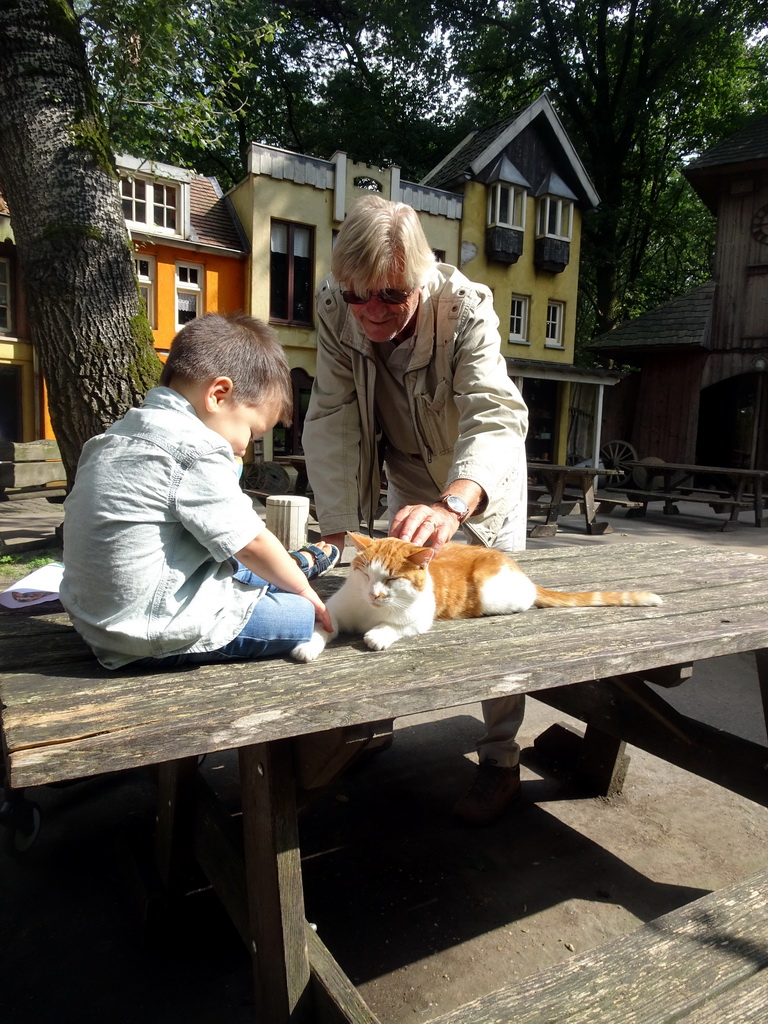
2;541;768;789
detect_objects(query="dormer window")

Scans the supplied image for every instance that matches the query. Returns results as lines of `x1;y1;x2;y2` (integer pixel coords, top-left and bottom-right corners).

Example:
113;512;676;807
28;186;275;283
536;195;573;240
487;183;526;229
121;174;179;234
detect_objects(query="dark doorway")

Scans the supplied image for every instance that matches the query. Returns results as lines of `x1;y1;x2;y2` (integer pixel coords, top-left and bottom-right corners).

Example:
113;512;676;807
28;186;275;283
523;377;558;464
696;372;767;469
0;364;22;441
272;367;313;457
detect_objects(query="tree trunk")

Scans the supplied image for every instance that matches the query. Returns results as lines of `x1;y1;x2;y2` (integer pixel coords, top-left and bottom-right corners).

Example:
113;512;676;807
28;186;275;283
0;0;161;484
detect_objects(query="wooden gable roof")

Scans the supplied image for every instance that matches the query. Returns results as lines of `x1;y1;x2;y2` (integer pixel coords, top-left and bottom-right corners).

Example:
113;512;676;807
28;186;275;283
422;94;600;210
684;115;768;212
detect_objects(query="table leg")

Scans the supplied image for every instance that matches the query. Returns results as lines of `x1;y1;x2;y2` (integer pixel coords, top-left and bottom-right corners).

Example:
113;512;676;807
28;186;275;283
154;756;200;893
239;740;312;1024
528;473;565;538
582;475;613;535
755;479;764;528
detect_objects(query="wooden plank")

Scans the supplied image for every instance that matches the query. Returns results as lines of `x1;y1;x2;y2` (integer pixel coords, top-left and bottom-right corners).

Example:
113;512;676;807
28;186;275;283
676;972;768;1022
239;741;312;1024
0;439;60;461
0;461;66;488
307;924;382;1024
426;868;768;1024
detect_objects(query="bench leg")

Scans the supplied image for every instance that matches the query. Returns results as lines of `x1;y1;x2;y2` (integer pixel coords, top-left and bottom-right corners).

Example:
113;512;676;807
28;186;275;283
533;672;768;808
239;740;313;1024
577;723;629;796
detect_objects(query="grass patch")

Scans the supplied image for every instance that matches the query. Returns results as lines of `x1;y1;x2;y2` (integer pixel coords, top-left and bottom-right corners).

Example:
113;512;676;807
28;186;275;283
0;549;63;589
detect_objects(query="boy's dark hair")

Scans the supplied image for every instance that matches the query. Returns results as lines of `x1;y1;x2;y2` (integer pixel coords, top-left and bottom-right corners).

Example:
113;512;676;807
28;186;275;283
160;312;293;423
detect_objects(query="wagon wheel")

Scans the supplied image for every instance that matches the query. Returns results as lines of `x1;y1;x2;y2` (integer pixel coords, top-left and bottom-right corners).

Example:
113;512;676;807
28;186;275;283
243;461;292;494
599;439;637;488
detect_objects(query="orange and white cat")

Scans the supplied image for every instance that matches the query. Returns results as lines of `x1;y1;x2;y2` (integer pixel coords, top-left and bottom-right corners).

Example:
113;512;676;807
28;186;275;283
290;533;662;663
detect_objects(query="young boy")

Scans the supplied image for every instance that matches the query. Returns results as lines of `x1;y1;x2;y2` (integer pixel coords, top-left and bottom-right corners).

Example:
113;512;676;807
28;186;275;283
60;312;337;670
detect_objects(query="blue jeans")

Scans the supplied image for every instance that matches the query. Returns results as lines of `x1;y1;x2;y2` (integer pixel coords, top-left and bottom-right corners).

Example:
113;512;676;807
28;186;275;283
131;563;315;668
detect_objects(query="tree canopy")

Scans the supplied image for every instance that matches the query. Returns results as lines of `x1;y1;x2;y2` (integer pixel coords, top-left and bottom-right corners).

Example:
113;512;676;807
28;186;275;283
77;0;768;348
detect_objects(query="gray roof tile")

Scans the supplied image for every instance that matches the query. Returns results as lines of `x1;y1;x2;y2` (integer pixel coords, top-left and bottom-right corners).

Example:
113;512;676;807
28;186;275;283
589;282;716;352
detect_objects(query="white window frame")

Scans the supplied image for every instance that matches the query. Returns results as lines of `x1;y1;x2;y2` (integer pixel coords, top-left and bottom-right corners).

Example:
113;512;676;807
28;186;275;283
176;262;204;329
121;174;180;236
0;257;11;333
508;294;530;344
536;196;573;240
545;301;565;348
487;183;526;229
133;254;156;329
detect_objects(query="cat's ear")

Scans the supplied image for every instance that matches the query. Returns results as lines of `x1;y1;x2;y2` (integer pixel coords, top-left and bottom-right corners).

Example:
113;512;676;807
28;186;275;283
347;532;372;552
408;547;435;567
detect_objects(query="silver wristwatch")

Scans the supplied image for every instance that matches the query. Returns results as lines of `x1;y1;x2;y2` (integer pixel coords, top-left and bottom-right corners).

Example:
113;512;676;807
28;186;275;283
433;494;470;524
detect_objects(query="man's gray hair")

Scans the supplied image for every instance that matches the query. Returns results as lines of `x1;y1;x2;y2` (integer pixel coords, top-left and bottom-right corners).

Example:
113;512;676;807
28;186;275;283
331;195;436;293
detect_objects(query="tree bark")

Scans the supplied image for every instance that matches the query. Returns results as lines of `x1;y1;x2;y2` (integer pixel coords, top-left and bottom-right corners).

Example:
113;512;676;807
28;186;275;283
0;0;161;484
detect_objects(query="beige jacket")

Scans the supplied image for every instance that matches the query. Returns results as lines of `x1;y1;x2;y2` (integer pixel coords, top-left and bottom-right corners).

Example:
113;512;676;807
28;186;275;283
302;264;528;546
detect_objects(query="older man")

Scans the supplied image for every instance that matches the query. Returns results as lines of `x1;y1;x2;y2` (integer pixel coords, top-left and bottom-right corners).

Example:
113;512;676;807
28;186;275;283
303;195;529;824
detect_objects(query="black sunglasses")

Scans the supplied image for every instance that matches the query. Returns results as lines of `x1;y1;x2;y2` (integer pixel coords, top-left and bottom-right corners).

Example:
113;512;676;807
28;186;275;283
341;287;415;306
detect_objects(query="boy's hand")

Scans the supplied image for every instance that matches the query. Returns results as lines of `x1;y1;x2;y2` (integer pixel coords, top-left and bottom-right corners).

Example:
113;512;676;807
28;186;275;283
300;586;333;633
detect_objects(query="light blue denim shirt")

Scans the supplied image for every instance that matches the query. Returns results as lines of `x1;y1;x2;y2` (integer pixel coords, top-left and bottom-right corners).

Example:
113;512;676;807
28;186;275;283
60;387;265;669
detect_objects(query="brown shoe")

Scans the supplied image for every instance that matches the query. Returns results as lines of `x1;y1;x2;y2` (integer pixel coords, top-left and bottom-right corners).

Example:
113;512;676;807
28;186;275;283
453;762;521;825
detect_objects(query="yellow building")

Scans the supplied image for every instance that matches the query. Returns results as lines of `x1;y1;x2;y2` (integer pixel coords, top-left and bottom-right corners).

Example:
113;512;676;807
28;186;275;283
229;94;615;464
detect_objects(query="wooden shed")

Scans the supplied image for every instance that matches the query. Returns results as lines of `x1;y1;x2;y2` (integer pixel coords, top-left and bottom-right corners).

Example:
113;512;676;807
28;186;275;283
589;116;768;471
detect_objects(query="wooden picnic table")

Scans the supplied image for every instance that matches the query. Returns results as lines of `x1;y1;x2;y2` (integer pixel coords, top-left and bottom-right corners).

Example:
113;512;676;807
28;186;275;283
2;541;768;1022
616;460;768;530
526;462;634;537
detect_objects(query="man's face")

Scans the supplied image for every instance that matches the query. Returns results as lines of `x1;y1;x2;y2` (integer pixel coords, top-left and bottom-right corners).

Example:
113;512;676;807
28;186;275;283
347;273;421;344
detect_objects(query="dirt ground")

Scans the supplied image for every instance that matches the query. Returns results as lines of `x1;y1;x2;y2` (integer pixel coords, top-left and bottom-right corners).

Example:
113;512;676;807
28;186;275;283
1;498;767;1022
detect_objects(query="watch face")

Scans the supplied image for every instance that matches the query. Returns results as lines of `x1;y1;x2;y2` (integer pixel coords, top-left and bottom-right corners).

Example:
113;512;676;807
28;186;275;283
751;203;768;244
444;495;468;517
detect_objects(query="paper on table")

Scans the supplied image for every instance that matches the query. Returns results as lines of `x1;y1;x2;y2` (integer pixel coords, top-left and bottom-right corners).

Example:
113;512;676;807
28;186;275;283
0;561;65;608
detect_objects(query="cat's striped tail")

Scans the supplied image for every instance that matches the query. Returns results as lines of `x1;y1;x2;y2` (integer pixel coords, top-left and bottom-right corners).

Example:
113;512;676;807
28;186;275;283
533;587;663;608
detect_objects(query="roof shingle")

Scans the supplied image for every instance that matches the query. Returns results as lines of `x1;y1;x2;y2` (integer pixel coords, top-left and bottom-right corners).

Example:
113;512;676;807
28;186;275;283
589;282;716;353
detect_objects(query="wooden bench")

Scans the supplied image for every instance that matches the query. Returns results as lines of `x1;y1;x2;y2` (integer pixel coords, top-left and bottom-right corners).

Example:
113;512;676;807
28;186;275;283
427;866;768;1024
529;485;641;514
609;487;761;530
0;439;66;501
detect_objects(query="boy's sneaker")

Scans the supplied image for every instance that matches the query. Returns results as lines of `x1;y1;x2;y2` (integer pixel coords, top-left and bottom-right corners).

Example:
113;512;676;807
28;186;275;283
453;762;521;825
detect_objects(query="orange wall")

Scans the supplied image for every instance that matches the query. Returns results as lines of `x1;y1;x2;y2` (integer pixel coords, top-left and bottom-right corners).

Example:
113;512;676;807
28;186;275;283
39;245;246;437
136;241;247;352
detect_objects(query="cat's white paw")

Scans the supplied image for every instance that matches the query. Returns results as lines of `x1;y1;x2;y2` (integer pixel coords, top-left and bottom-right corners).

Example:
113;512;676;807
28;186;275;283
290;631;328;662
363;626;399;651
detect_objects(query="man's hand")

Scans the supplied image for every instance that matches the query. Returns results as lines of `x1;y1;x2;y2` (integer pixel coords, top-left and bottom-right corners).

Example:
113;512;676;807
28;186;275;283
389;503;459;556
